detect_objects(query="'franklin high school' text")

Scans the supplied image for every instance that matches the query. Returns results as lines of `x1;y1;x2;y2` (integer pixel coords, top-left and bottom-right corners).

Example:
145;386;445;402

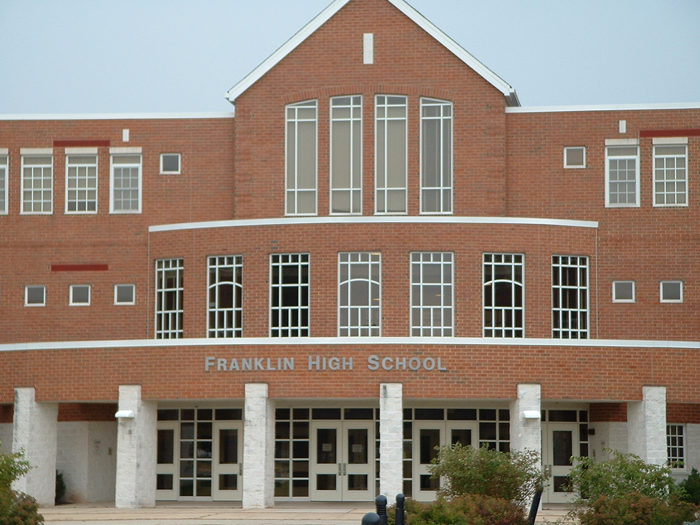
205;355;447;372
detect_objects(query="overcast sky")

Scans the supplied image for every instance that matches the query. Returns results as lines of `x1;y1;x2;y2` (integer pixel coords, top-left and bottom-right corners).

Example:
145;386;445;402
1;0;699;114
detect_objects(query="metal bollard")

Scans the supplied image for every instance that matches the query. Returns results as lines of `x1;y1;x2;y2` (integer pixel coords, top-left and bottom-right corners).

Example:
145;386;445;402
375;494;388;525
395;493;405;525
528;487;543;525
361;512;381;525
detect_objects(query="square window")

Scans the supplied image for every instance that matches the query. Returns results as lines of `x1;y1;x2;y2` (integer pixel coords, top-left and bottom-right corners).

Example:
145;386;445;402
160;154;181;174
564;147;586;168
612;281;635;302
115;284;135;305
70;285;91;306
660;281;682;303
25;285;46;306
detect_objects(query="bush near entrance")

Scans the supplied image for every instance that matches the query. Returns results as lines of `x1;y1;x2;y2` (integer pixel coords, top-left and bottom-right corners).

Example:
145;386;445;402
0;443;43;525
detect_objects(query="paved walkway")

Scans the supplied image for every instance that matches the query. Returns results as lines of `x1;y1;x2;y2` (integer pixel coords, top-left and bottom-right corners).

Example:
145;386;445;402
40;502;576;525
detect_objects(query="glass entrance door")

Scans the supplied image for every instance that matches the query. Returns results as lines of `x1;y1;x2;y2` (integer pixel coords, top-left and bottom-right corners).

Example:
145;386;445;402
542;423;577;504
212;420;242;501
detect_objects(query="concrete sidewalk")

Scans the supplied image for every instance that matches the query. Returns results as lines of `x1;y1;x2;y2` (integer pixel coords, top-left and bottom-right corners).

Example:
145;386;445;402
40;502;576;525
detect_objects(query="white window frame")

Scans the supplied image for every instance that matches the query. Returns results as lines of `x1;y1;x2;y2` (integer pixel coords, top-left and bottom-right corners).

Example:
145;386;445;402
160;153;181;175
410;252;453;337
65;151;98;214
155;258;183;339
330;96;362;215
667;424;685;469
612;281;635;303
338;252;381;337
483;253;524;338
564;147;586;169
69;284;91;306
375;95;407;215
114;284;136;305
110;149;142;214
0;152;8;215
605;142;640;207
653;140;688;207
660;281;683;303
285;100;317;216
270;253;310;337
420;98;453;214
21;152;53;214
208;255;243;338
552;256;589;339
25;285;46;307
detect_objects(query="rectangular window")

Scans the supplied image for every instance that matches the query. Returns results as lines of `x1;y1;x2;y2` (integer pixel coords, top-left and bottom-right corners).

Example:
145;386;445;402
376;95;407;214
339;252;381;336
25;285;46;306
66;155;98;213
483;254;524;338
271;254;309;337
70;285;91;306
0;155;7;214
660;281;683;303
552;256;588;339
654;145;687;206
667;424;685;469
114;284;135;305
111;155;142;213
410;252;453;336
612;281;635;303
331;96;362;214
421;98;452;214
155;259;183;339
564;147;586;168
606;146;639;207
160;153;181;174
208;255;242;338
286;100;317;215
21;155;53;214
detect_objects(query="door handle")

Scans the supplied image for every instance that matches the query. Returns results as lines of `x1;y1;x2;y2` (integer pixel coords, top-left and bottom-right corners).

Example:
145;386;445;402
342;463;347;476
338;463;342;476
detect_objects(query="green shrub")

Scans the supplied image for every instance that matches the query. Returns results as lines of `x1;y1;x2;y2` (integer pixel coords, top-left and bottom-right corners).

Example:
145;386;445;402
577;492;696;525
428;443;545;505
55;471;66;505
0;443;44;525
387;494;529;525
679;468;700;506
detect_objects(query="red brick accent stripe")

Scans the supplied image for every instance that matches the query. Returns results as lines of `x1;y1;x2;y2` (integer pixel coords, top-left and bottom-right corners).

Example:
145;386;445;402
53;139;110;147
51;264;109;272
639;129;700;138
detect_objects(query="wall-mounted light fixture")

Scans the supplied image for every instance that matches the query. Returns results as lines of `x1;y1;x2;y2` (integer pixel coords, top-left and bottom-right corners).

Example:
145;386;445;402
115;410;135;419
523;410;541;419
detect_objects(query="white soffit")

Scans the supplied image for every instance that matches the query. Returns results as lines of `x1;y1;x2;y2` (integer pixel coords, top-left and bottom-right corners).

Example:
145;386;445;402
225;0;519;106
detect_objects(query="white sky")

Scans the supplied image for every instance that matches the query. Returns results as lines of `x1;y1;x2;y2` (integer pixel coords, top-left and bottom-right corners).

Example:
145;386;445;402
1;0;699;114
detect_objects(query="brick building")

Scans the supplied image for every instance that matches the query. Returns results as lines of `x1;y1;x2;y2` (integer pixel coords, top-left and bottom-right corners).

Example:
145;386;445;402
1;0;699;509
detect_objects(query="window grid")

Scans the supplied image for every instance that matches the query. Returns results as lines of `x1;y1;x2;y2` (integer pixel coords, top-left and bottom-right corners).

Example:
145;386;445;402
552;256;588;339
667;424;685;469
208;255;243;338
0;156;7;214
271;254;309;337
483;254;524;338
606;146;639;206
339;252;381;337
654;145;687;206
21;156;53;214
111;155;141;213
156;259;183;339
420;98;452;214
331;96;362;214
286;100;317;216
410;252;453;337
66;155;98;213
375;95;407;214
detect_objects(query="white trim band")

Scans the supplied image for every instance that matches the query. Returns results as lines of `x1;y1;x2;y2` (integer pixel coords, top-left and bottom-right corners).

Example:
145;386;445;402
20;148;52;155
653;137;688;145
507;102;700;114
110;147;142;154
0;112;235;121
605;138;639;146
65;147;98;154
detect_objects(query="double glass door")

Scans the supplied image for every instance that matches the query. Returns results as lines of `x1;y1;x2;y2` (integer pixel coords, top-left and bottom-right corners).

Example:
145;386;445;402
310;421;375;501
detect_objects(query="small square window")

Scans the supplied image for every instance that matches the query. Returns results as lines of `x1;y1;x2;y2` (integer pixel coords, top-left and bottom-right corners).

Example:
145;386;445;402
660;281;682;303
612;281;635;303
70;285;90;306
115;284;135;305
564;147;586;168
25;285;46;306
160;154;181;174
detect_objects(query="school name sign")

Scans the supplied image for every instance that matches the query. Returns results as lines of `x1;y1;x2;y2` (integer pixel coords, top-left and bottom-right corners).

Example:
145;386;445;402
205;355;447;373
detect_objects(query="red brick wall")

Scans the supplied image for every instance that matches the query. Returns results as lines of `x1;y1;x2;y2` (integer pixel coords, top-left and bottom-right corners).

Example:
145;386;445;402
58;403;117;422
667;403;700;424
590;403;627;422
0;405;13;423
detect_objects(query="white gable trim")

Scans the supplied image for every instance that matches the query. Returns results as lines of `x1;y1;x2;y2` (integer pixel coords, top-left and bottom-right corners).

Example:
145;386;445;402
225;0;518;106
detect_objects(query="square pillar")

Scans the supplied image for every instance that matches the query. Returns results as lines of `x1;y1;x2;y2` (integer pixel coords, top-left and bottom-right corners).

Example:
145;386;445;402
509;384;541;454
115;385;156;508
242;383;274;509
379;383;403;505
628;386;666;465
12;387;58;506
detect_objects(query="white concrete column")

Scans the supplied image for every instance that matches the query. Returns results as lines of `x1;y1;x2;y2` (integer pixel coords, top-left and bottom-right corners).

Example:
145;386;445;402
115;385;157;508
12;387;58;506
242;383;274;509
509;384;541;454
628;386;666;465
379;383;403;505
